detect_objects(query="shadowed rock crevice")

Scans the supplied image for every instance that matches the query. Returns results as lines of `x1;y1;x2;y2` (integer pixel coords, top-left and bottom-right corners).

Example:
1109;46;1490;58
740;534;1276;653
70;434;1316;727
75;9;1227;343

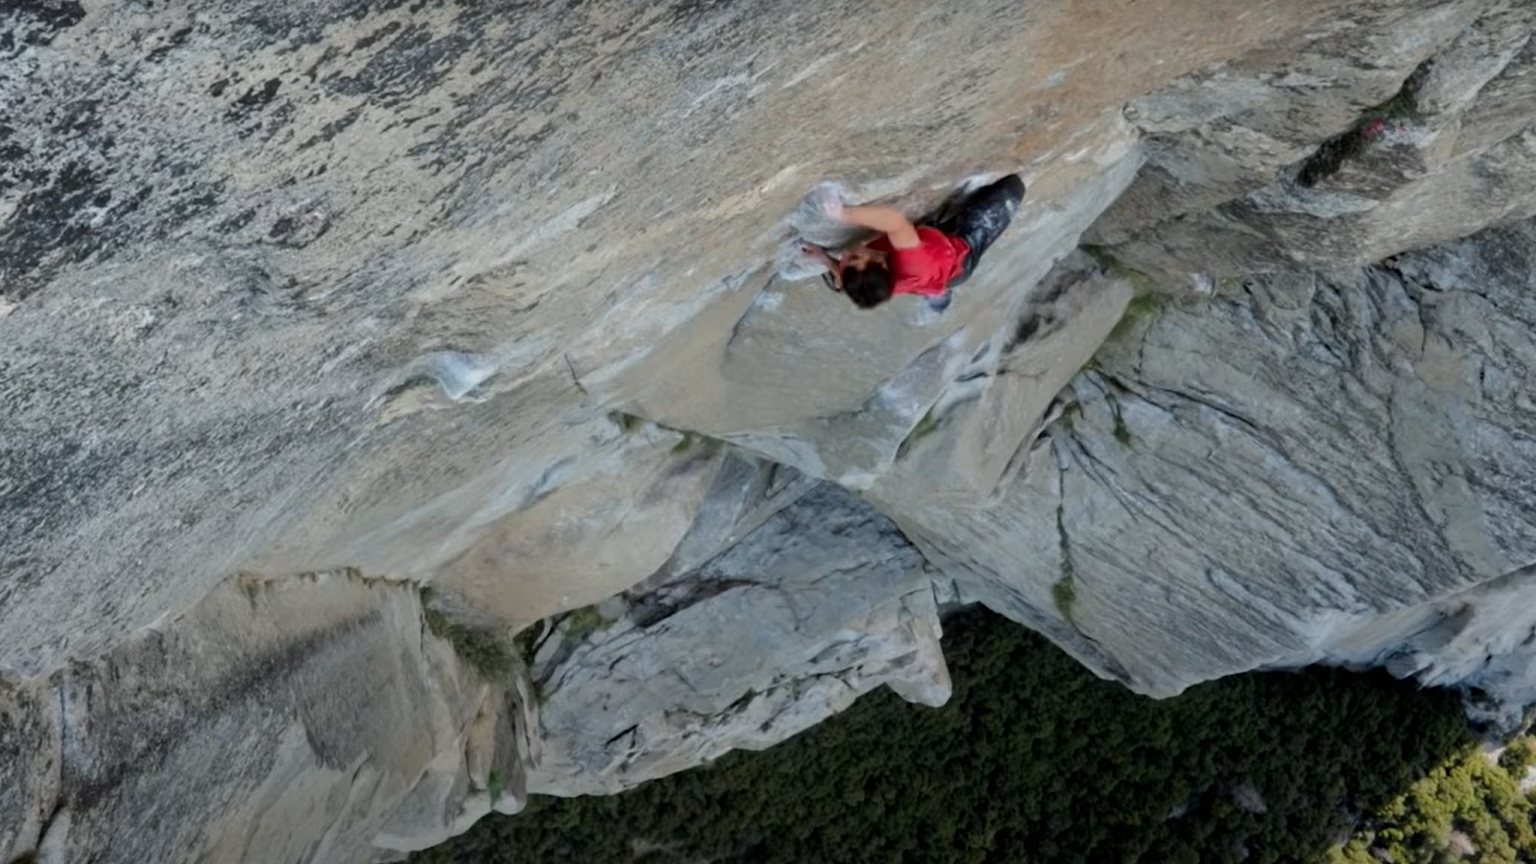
1297;58;1434;188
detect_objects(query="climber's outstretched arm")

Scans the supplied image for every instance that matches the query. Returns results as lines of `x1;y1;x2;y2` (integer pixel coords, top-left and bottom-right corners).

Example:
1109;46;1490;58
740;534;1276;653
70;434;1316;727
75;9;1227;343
827;201;922;249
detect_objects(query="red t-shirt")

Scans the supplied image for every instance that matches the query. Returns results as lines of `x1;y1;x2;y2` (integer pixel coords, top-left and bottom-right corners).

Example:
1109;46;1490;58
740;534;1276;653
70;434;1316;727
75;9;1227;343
869;227;970;297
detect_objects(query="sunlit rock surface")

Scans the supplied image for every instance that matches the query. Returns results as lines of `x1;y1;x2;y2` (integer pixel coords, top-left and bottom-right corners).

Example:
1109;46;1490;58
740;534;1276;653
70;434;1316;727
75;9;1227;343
3;0;1535;859
0;570;508;863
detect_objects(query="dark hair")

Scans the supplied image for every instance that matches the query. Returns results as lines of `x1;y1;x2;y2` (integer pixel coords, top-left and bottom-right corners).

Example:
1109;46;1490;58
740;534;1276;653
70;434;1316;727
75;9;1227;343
841;262;893;309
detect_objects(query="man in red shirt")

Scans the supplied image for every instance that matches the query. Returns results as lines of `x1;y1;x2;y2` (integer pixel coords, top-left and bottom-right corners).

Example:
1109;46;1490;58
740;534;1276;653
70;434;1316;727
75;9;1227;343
801;174;1025;310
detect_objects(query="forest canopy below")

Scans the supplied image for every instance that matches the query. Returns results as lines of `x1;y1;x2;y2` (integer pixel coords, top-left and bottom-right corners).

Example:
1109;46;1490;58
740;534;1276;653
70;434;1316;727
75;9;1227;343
415;610;1536;864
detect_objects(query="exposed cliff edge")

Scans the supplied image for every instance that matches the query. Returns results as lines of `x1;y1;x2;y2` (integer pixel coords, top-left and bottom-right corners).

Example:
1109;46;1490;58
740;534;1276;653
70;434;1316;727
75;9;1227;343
3;0;1535;860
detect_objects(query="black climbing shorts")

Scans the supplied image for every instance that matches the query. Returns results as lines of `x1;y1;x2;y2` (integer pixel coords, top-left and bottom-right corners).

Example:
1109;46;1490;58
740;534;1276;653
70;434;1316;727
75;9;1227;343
926;174;1026;288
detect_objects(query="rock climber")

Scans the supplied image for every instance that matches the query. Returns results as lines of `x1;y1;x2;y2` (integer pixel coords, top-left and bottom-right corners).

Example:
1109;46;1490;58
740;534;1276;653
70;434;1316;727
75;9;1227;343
800;174;1026;311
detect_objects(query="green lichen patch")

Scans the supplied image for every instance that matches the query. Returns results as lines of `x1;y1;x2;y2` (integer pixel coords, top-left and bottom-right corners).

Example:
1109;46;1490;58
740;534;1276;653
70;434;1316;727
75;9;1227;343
1051;576;1077;624
1112;410;1133;447
560;604;613;640
421;589;515;679
609;411;646;433
896;407;944;461
1106;291;1167;344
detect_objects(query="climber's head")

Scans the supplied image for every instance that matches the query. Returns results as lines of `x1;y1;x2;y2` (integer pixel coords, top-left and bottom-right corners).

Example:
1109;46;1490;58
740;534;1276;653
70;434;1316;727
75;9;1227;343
837;246;893;309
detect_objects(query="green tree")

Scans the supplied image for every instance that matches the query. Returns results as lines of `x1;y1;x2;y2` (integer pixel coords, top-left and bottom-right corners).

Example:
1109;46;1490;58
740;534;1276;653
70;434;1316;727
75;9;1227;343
415;611;1483;864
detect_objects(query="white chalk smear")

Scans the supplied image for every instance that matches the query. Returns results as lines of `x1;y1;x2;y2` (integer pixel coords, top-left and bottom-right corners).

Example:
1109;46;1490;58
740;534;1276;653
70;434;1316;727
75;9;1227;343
429;351;499;400
493;190;614;267
782;54;837;89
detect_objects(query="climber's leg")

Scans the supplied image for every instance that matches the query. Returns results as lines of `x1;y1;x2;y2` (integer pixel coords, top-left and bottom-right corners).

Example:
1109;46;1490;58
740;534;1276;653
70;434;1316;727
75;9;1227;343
933;174;1025;287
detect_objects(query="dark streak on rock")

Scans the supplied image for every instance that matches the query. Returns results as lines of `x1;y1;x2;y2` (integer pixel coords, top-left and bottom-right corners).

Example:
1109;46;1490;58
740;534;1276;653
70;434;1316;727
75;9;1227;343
305;45;340;81
323;23;467;103
144;26;194;63
216;207;258;234
0;161;108;301
627;578;761;629
353;20;403;52
667;0;739;26
0;121;29;176
297;106;363;150
225;77;282;122
267;210;333;249
167;185;224;222
114;184;153;218
56;606;389;809
51;99;101;135
230;0;419;54
263;100;298;137
2;0;87;50
269;215;297;239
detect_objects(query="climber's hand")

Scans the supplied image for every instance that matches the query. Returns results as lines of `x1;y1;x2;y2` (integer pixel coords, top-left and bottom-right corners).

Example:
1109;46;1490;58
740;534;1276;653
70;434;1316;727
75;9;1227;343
806;183;845;223
798;242;835;268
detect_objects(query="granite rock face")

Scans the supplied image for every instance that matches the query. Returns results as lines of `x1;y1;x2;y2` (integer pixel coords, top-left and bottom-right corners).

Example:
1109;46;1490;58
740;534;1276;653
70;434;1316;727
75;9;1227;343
970;219;1536;700
0;0;1460;674
521;471;948;797
4;0;1536;860
1091;0;1536;277
0;569;511;864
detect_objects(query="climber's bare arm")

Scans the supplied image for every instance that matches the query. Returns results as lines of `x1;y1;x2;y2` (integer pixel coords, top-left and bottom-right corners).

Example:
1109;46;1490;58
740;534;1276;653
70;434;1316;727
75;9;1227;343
794;243;844;289
798;243;837;269
838;205;921;249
